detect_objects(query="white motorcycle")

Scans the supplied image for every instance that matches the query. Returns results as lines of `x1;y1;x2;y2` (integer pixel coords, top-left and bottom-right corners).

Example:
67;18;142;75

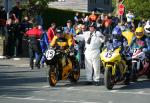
131;48;150;80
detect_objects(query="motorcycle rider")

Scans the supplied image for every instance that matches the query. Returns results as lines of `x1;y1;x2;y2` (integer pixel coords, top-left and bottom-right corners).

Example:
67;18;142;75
107;26;131;84
130;27;150;80
74;22;105;86
130;27;150;60
50;26;79;71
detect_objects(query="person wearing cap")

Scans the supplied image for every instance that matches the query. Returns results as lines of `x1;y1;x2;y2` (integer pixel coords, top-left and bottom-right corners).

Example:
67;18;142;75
74;22;105;86
63;20;76;35
25;23;43;69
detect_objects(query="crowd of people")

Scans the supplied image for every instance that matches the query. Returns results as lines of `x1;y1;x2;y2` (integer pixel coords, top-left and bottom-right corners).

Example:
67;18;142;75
0;1;150;86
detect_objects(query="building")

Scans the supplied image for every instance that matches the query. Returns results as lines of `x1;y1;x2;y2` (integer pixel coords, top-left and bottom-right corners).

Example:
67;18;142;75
49;0;112;12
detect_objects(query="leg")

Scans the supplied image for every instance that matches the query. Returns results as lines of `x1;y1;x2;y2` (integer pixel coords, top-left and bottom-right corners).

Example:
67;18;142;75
92;57;100;82
85;56;93;82
29;44;35;69
34;43;42;68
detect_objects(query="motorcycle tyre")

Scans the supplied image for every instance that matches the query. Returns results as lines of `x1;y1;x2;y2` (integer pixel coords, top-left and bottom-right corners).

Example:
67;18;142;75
48;65;57;87
104;67;114;90
146;70;150;79
69;70;80;83
131;63;138;82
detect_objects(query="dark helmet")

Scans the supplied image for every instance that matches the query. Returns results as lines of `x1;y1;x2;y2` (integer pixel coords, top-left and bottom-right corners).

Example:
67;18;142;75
88;22;97;28
56;26;64;34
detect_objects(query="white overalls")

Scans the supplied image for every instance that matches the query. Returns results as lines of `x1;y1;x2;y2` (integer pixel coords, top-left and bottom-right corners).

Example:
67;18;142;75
75;31;105;82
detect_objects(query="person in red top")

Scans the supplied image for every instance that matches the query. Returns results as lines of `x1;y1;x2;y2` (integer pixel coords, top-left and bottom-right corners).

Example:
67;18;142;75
47;23;56;43
89;11;97;22
102;15;112;41
25;24;43;69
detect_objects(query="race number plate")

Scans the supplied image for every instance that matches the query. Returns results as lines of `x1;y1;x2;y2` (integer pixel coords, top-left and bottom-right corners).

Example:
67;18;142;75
45;49;55;60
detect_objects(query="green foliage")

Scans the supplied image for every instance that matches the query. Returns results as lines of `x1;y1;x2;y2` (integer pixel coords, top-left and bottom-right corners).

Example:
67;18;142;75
29;0;57;8
112;0;150;19
124;0;150;19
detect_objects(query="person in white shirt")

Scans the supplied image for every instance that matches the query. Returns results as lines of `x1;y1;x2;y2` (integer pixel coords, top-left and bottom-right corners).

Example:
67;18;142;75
126;11;135;23
74;22;105;86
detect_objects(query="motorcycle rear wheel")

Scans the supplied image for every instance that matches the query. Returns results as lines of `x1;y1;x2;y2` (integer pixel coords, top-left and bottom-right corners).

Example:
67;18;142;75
131;63;138;82
104;67;114;90
146;70;150;79
48;65;57;87
69;70;80;82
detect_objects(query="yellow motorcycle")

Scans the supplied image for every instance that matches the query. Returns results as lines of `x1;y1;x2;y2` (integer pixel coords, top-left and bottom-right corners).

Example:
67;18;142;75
100;46;129;90
44;47;80;87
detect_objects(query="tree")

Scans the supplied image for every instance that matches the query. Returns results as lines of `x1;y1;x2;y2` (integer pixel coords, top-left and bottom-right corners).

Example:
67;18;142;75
27;0;57;17
28;0;57;8
112;0;150;19
124;0;150;19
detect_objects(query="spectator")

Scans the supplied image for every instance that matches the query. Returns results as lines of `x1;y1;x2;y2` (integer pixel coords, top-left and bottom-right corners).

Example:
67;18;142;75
25;23;43;69
0;5;7;38
35;12;43;27
74;12;81;24
10;1;25;22
63;20;75;35
77;24;87;69
5;18;14;58
102;15;112;41
100;13;105;21
47;22;56;43
13;18;23;57
126;11;135;23
96;15;103;32
82;15;89;26
138;19;146;27
89;11;97;22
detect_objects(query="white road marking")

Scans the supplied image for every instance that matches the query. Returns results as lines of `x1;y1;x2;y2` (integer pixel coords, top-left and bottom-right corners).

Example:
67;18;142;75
63;100;77;103
1;85;150;96
137;91;144;94
3;96;45;101
0;96;98;103
42;85;50;88
108;101;113;103
109;90;118;93
66;87;74;90
81;102;97;103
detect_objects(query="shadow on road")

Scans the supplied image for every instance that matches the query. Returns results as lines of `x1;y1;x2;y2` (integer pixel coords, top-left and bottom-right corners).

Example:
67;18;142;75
117;80;150;90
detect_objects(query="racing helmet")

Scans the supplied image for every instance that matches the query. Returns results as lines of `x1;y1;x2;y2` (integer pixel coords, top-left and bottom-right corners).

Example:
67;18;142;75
135;27;144;39
112;26;122;40
56;26;64;34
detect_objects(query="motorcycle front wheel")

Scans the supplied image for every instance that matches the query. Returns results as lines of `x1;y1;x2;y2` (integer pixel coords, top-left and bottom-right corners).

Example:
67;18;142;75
104;67;114;90
48;65;57;87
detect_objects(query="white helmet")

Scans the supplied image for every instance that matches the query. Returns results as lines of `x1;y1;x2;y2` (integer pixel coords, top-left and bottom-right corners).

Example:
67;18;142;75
144;20;150;33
